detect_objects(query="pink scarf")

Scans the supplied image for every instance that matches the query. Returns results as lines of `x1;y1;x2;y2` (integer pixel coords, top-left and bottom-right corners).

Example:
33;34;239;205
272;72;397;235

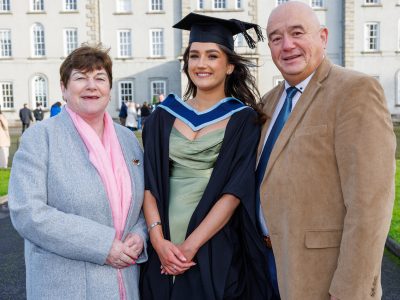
66;106;132;300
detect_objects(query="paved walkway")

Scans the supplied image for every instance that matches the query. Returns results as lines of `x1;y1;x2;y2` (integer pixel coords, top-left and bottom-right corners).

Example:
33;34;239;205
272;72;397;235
0;207;26;299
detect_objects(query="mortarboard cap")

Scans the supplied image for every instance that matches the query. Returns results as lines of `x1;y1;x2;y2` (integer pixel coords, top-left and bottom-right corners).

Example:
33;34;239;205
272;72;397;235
173;12;264;50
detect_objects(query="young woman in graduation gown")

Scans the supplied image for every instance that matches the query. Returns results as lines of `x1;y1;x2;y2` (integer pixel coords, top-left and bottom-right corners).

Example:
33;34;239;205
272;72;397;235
140;13;274;300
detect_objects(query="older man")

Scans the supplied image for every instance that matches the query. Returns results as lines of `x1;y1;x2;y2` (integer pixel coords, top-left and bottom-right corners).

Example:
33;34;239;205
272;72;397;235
257;2;395;300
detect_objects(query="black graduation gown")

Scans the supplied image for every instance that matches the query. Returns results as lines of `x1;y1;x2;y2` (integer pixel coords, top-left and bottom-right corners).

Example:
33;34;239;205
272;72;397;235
140;106;273;300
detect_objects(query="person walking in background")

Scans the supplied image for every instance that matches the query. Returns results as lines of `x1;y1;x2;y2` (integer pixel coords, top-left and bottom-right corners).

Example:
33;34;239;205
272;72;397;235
0;105;10;168
19;103;33;133
50;101;62;117
119;100;128;126
257;2;395;299
126;101;138;131
33;102;44;121
8;44;147;300
139;101;151;129
140;13;273;300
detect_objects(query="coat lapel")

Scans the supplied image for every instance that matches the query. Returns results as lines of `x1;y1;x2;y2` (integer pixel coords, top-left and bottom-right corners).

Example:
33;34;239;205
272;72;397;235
62;110;140;235
262;58;332;181
257;85;284;160
114;126;141;237
60;108;114;222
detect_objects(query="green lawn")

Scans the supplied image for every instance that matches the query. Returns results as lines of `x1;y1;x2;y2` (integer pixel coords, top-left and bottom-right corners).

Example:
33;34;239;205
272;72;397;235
391;124;400;243
389;161;400;242
394;124;400;159
0;168;10;196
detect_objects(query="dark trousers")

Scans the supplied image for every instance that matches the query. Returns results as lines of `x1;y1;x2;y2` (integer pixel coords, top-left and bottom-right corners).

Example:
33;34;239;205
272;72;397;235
266;247;280;299
22;122;30;133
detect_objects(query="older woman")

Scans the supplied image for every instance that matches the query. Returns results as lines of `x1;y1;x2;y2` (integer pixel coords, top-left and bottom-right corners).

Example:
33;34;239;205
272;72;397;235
9;45;147;300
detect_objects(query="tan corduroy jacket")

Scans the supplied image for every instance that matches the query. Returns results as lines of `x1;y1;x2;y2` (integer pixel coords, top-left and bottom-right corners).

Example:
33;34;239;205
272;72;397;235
258;58;396;300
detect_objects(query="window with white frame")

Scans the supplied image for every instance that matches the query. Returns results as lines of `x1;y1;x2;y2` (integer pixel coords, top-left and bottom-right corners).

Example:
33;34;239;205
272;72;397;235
31;0;44;11
0;0;11;12
198;0;204;9
64;0;77;11
398;19;400;50
234;33;245;48
364;22;379;51
32;75;48;108
32;23;45;57
118;30;132;57
0;29;11;57
236;0;242;9
150;80;166;101
150;29;164;57
64;28;78;56
118;81;134;105
277;0;288;5
311;0;324;8
364;0;380;4
117;0;131;12
213;0;226;9
0;82;13;109
150;0;163;11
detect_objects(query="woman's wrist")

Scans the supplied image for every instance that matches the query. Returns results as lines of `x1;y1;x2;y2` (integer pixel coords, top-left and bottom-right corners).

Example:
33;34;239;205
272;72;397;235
148;221;161;232
184;235;201;253
149;226;164;246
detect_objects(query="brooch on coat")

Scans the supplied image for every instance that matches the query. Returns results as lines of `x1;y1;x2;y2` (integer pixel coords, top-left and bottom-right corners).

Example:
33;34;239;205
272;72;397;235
132;159;141;166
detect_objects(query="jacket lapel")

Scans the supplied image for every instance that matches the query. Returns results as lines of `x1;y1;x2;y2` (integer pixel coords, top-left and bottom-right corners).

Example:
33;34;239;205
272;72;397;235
263;58;332;181
61;108;114;222
257;85;284;160
114;126;140;237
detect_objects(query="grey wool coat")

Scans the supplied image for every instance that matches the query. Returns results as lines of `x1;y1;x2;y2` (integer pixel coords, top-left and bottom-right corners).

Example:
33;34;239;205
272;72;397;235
8;108;148;300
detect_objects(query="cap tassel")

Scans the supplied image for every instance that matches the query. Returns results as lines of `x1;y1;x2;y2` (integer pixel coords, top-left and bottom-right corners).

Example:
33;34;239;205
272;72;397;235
243;31;256;49
254;25;265;43
232;20;265;49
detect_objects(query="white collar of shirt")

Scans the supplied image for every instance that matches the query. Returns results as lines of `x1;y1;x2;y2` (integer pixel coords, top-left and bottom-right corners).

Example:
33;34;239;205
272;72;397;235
283;73;314;108
260;73;315;152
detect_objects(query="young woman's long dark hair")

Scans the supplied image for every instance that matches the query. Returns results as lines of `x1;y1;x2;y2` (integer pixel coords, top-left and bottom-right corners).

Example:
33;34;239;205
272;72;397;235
182;44;266;123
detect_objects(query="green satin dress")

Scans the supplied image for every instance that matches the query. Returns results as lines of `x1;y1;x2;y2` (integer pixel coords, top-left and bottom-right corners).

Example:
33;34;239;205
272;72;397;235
168;127;225;245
